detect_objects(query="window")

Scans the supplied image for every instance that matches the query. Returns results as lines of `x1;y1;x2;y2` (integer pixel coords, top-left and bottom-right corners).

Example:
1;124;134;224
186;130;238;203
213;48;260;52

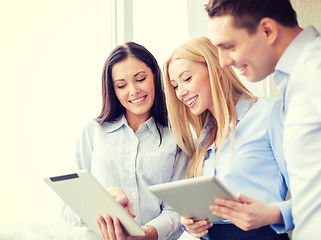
0;0;112;226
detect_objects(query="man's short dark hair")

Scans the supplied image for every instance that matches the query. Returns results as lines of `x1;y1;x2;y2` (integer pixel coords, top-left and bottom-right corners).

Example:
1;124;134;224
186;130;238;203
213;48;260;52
206;0;298;34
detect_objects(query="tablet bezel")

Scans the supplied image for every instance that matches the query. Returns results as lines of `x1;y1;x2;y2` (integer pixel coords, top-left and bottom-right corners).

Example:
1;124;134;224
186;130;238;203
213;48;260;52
148;175;239;222
44;170;145;236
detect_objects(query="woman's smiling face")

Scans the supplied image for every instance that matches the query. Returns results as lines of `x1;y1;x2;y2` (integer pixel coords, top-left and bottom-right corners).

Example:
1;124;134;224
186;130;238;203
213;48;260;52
168;58;214;115
112;57;155;121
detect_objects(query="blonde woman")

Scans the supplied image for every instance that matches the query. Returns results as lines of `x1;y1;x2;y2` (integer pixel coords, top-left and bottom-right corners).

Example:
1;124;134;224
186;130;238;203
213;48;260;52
163;37;293;240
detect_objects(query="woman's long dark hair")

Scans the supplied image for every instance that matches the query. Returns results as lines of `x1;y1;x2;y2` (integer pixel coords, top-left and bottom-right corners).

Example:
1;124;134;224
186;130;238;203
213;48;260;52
96;42;168;142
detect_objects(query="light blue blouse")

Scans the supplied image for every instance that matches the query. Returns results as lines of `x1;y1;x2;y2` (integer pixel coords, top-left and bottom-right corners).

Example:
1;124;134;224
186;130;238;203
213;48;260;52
61;115;189;240
202;98;294;233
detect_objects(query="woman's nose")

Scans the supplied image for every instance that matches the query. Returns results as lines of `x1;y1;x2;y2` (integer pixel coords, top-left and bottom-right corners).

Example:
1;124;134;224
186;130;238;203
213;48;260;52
176;85;188;99
129;83;140;95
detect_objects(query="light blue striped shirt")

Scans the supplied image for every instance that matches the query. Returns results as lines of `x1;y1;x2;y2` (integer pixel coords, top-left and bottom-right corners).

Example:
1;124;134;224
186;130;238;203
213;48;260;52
61;115;189;240
203;98;293;233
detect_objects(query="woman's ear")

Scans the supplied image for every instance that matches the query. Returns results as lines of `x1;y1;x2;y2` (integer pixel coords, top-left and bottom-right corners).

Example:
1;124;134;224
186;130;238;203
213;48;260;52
259;17;278;45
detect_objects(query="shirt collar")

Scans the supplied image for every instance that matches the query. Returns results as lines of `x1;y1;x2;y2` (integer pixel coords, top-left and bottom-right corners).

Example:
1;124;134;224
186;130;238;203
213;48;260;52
103;114;127;133
203;96;254;148
275;26;319;75
235;97;255;122
143;117;161;139
103;114;161;139
203;97;254;129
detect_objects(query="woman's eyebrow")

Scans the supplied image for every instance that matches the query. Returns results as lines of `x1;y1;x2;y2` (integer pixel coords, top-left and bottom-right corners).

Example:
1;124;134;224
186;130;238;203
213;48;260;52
134;71;146;77
179;70;190;79
113;71;147;83
113;79;125;84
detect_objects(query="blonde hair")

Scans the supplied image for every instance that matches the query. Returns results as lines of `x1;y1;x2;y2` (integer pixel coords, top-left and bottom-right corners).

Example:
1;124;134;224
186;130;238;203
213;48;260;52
163;37;257;177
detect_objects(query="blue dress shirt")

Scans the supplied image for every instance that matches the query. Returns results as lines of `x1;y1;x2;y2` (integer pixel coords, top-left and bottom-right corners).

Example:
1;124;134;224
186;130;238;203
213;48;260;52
274;26;321;239
61;115;189;240
202;98;294;234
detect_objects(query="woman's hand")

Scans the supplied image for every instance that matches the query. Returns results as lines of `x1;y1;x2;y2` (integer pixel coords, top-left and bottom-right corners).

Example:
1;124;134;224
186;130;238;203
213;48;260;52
210;193;283;231
180;216;213;238
98;187;157;239
106;187;135;218
98;215;131;240
97;215;157;240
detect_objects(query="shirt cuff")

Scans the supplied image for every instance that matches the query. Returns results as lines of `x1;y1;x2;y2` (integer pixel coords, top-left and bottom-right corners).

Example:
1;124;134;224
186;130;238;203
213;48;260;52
145;210;182;240
270;199;294;233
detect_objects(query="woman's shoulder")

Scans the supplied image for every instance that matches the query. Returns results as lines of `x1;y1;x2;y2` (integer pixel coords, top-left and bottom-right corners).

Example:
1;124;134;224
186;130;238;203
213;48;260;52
253;98;283;127
82;118;102;130
77;119;101;137
80;118;120;134
255;97;282;111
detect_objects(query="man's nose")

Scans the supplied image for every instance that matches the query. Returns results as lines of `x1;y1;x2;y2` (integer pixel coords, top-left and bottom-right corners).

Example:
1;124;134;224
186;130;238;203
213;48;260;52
219;51;233;68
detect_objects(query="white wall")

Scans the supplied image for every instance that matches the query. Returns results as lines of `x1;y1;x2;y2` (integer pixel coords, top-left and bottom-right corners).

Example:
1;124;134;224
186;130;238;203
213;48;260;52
132;0;189;67
291;0;321;32
0;0;111;224
187;0;211;38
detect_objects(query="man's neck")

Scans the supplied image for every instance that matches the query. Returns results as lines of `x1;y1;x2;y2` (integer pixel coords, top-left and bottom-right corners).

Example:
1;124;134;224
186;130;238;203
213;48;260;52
275;25;303;61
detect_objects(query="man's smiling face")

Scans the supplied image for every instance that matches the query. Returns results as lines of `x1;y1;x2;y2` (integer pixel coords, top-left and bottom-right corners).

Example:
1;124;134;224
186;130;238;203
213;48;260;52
209;15;277;82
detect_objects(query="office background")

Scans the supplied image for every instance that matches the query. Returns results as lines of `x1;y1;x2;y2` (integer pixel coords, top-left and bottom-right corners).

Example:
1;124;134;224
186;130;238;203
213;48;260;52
0;0;319;239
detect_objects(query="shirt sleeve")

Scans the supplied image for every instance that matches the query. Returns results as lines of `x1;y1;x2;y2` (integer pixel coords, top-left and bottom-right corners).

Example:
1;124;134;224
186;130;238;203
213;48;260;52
145;203;183;240
306;45;321;118
60;121;95;228
145;147;189;240
171;147;189;181
267;100;294;233
272;198;293;233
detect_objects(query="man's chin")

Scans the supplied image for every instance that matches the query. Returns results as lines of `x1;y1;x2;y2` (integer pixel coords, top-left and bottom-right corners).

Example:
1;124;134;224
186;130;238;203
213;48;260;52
244;74;267;83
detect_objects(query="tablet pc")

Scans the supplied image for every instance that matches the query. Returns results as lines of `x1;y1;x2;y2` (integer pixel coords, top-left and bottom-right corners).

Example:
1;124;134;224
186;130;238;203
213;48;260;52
148;175;239;222
44;170;145;236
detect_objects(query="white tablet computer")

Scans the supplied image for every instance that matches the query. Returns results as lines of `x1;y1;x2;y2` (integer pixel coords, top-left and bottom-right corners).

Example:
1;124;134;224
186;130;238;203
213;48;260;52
148;175;239;222
44;170;145;236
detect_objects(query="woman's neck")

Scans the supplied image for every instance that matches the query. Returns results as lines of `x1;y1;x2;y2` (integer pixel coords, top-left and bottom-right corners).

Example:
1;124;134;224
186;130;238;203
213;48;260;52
126;112;151;132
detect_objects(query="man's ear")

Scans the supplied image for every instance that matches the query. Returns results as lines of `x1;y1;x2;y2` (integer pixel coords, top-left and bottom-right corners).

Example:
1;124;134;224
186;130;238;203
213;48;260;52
259;17;278;45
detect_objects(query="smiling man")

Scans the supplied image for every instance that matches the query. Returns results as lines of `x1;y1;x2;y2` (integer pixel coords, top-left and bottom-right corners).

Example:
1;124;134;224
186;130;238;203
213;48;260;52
205;0;321;239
